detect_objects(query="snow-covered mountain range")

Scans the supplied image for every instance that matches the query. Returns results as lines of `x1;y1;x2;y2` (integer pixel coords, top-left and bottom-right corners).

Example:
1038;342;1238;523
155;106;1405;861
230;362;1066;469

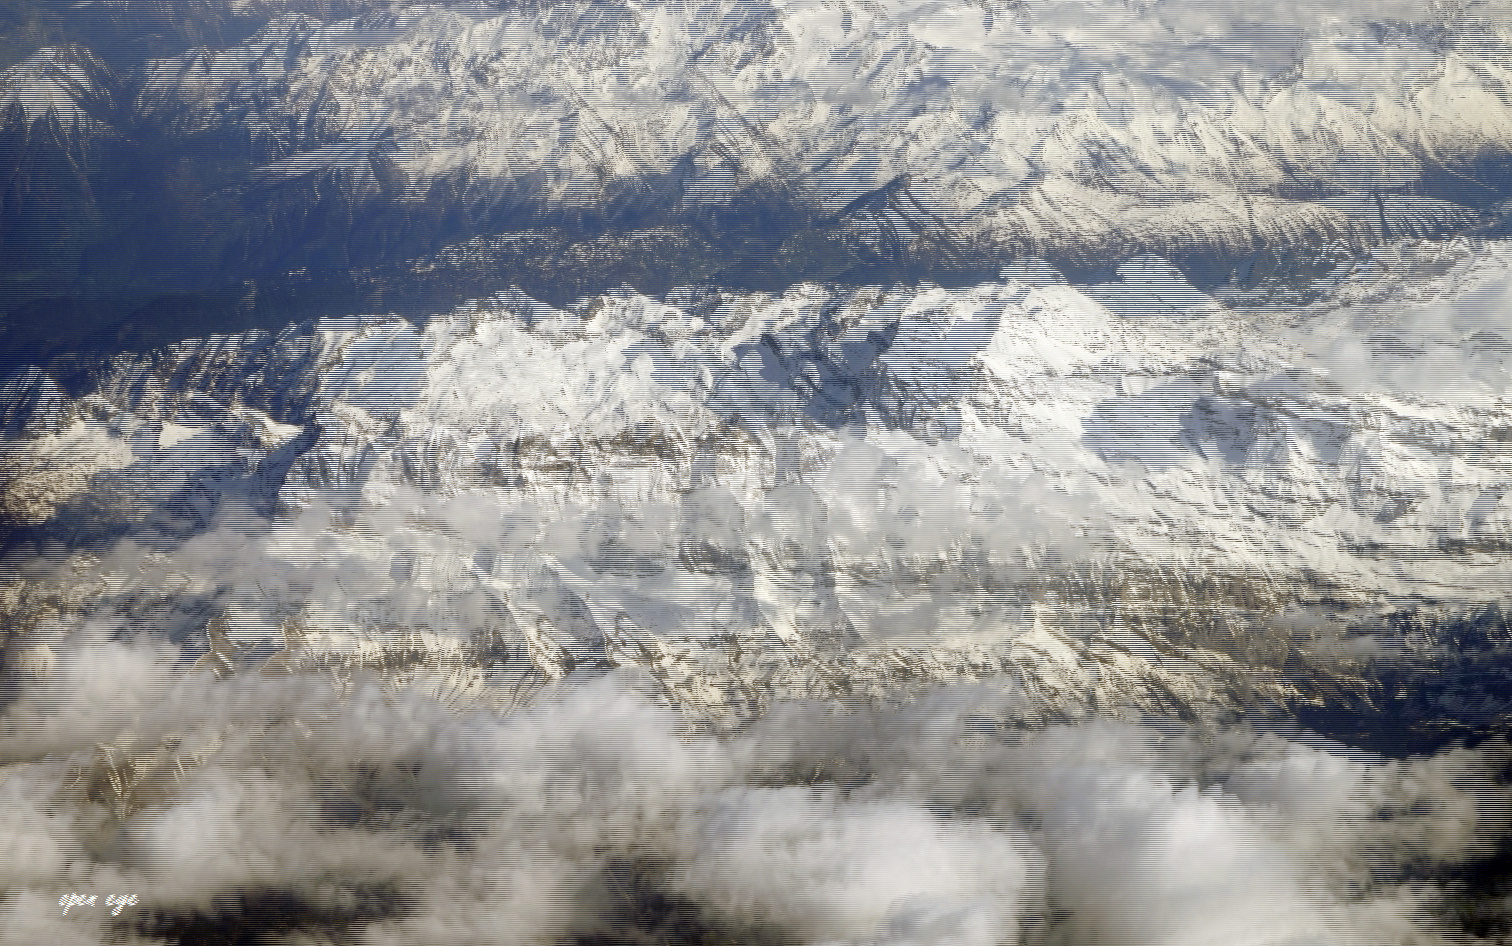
3;237;1508;744
0;0;1508;761
4;4;1512;944
4;0;1512;338
130;0;1512;246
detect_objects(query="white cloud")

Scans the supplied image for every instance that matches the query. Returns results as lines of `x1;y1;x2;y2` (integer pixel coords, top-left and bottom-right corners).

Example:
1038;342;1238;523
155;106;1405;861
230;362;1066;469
1;637;1508;946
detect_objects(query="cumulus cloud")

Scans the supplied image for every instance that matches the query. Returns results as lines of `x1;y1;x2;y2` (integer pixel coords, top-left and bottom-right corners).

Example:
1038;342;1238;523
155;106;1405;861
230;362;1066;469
677;786;1030;946
1;638;1507;946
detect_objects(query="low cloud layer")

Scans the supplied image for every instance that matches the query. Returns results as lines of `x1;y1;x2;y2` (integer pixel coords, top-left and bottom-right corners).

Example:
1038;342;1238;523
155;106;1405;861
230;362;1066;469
1;639;1508;946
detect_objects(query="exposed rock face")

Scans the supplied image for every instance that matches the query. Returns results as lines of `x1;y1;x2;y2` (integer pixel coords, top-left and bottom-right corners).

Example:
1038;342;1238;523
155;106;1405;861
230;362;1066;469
0;45;114;147
3;239;1508;740
0;45;120;275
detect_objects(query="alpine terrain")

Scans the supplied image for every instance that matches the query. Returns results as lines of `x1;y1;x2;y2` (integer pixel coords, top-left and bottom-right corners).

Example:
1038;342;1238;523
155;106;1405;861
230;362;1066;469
1;2;1510;945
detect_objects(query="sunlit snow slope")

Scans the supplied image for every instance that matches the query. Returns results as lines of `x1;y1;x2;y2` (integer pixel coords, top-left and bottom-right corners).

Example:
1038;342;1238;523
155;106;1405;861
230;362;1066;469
2;239;1509;744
